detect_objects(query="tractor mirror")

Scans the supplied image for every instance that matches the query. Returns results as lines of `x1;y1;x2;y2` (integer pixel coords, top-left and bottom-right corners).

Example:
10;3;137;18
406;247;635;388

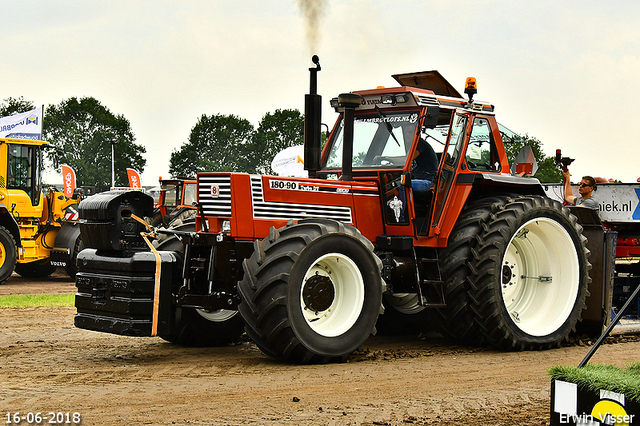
422;105;439;129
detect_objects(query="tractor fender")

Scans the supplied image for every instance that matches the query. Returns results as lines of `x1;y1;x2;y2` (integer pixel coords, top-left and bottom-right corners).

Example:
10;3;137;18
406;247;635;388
459;172;546;198
0;204;21;247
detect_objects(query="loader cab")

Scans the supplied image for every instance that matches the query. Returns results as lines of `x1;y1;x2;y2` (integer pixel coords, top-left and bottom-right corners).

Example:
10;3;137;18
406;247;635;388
0;138;46;215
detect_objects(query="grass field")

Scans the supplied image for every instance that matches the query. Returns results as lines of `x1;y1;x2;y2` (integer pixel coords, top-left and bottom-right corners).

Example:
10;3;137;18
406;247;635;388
549;363;640;402
0;294;74;308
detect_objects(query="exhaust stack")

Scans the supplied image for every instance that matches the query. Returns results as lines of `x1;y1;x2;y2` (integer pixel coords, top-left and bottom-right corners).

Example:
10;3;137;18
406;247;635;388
304;55;322;178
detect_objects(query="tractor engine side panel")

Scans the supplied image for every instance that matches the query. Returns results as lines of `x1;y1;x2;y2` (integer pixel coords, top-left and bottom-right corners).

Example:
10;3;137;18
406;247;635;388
197;173;383;241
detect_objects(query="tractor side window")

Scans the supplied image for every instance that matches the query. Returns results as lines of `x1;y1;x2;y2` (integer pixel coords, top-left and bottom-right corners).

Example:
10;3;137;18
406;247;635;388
466;118;501;172
444;114;467;167
163;184;178;206
183;183;196;206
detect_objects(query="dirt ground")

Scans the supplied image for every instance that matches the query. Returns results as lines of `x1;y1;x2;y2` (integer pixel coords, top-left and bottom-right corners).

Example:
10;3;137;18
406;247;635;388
1;271;640;426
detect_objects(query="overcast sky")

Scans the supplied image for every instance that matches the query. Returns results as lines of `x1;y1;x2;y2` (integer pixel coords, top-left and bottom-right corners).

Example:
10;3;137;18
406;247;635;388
2;0;639;185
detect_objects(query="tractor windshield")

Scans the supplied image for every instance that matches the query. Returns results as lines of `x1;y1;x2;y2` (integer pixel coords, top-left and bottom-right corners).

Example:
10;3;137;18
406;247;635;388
324;110;420;170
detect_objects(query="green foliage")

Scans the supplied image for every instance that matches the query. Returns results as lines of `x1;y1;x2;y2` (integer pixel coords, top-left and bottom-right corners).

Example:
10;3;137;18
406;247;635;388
169;109;304;177
169;114;254;178
0;96;35;117
504;133;562;183
549;363;640;403
0;293;74;308
248;109;304;174
43;97;146;191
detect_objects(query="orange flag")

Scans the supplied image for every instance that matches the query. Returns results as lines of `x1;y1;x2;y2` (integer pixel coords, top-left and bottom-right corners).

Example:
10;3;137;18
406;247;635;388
126;168;142;189
60;164;76;198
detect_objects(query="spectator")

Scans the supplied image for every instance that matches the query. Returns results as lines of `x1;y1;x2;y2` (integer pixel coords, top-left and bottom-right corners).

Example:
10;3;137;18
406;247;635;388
562;170;598;209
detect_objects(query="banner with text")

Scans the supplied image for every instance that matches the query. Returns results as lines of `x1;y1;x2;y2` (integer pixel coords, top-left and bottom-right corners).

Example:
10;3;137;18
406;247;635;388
0;107;43;140
126;168;141;189
61;164;76;198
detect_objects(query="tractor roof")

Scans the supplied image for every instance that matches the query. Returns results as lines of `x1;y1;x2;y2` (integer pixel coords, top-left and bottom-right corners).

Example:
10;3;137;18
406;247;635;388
392;70;462;98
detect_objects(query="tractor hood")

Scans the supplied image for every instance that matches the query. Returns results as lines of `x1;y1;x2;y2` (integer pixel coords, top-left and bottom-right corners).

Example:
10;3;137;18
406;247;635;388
392;70;462;98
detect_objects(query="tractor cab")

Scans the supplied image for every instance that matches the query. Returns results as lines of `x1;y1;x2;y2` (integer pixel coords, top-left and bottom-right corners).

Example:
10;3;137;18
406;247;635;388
317;76;515;243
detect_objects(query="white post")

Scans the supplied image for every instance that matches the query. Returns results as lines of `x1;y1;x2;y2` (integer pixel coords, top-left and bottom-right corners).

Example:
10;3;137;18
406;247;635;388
111;142;115;189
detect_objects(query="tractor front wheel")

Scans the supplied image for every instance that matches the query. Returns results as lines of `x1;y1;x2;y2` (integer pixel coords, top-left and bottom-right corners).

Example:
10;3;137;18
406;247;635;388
238;219;384;364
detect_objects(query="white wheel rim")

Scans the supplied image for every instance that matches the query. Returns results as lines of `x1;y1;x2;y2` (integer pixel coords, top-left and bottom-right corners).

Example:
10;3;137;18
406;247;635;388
301;253;365;337
196;309;238;322
501;217;580;336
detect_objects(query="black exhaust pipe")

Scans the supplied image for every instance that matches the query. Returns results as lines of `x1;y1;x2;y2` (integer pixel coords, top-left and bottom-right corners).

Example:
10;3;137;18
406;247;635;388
304;55;322;178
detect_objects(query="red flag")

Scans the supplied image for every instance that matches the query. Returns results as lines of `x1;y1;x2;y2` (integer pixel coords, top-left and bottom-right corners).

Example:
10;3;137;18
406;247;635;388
126;168;141;189
60;164;76;198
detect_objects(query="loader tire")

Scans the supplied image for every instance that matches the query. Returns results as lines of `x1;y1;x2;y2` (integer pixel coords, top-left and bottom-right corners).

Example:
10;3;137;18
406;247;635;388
0;226;17;284
238;219;384;364
15;259;57;278
64;238;84;279
469;195;590;350
154;223;245;347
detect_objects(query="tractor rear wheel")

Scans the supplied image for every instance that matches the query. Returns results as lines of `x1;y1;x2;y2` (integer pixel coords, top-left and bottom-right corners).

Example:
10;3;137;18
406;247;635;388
438;195;590;350
470;195;590;349
435;196;511;345
154;221;245;346
0;226;17;284
238;219;384;364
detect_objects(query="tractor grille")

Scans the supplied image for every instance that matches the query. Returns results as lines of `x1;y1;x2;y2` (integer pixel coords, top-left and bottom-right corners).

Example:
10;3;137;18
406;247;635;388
250;176;353;222
199;174;232;217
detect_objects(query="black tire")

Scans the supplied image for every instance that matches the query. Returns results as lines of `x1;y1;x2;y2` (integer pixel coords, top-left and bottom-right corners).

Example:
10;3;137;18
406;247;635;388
434;195;512;346
237;219;384;364
468;195;590;350
14;259;57;278
64;237;84;279
438;195;590;350
0;226;17;284
154;222;245;347
375;294;434;336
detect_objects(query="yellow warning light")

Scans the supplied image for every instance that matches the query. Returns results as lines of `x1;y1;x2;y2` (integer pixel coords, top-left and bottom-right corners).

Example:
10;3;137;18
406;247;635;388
465;77;477;92
464;77;477;102
376;86;386;89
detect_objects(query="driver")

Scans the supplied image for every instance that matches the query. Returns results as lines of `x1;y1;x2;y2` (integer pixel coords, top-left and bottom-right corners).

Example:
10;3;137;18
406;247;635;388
411;138;439;193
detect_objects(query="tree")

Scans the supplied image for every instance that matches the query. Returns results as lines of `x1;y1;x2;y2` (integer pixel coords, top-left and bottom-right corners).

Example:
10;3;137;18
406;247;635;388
169;114;254;178
43;97;146;191
0;96;35;117
248;109;304;174
503;133;562;183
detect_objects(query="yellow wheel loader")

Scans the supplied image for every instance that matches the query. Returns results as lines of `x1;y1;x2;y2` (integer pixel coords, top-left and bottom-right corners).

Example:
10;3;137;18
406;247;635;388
0;137;81;283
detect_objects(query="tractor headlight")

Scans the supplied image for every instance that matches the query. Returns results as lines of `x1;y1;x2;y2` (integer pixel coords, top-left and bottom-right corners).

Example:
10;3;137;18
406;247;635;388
221;220;231;234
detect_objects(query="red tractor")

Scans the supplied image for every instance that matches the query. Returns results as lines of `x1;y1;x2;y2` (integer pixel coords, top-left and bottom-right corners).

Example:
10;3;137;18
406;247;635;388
74;57;596;363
